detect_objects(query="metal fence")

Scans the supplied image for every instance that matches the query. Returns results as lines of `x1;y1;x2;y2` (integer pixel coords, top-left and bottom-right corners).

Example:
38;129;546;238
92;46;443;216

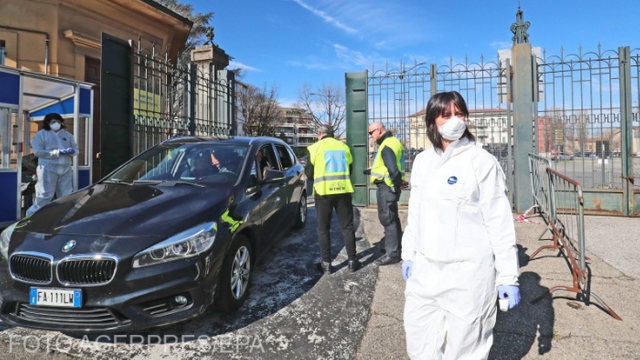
359;43;639;215
536;46;640;191
528;153;553;216
131;37;235;155
526;157;621;320
367;57;514;194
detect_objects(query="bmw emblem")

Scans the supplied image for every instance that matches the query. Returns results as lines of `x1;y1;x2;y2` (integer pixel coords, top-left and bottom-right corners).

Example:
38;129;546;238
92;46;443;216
62;240;76;252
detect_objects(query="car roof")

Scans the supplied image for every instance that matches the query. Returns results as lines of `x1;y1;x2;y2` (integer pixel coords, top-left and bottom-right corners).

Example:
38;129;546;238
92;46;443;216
161;136;289;148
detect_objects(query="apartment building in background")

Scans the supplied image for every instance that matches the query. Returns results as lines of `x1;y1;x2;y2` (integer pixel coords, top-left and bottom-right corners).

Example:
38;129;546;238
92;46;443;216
274;107;317;154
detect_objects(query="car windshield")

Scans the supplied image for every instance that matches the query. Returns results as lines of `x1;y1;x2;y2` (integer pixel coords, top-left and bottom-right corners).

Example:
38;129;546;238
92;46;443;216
105;142;249;185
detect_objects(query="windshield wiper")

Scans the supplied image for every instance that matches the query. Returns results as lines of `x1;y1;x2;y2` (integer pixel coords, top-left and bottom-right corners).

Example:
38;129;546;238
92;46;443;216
132;179;205;187
165;180;205;187
132;179;164;185
103;179;132;185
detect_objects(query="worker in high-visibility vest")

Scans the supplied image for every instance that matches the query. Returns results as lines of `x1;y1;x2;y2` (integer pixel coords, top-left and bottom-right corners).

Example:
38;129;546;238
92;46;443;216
365;121;406;266
305;124;360;274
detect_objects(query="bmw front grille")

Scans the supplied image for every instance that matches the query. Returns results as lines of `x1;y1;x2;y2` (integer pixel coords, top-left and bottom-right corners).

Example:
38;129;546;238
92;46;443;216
9;252;53;284
57;255;118;286
9;252;118;286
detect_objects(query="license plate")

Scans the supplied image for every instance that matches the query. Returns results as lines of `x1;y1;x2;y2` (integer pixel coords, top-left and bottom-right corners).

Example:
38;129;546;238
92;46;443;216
29;288;82;308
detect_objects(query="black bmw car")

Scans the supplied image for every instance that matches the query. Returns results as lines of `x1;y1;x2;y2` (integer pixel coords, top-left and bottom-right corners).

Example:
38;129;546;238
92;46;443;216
0;136;307;332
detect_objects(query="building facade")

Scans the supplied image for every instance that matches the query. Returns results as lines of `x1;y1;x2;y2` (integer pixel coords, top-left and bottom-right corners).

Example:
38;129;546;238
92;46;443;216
274;107;317;154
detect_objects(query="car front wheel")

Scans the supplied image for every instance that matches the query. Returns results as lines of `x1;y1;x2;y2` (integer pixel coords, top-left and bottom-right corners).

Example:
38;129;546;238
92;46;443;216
293;192;307;229
216;235;252;312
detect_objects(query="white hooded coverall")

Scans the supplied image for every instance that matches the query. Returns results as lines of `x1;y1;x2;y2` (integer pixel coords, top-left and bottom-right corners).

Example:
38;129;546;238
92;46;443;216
26;128;78;216
402;138;519;360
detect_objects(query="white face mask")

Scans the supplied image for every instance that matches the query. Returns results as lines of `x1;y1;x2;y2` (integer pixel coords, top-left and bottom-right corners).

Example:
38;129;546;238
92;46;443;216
438;116;466;141
50;122;61;131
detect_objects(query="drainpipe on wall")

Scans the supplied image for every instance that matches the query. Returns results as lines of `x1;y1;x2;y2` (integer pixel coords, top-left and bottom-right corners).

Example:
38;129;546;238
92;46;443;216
0;25;50;74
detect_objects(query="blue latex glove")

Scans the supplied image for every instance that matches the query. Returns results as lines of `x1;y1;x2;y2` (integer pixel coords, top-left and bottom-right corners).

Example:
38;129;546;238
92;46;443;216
401;260;413;281
59;147;75;155
497;285;521;309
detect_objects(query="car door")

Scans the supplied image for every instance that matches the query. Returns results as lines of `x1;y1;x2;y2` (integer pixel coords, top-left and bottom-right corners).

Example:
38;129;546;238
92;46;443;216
255;144;287;249
273;143;303;219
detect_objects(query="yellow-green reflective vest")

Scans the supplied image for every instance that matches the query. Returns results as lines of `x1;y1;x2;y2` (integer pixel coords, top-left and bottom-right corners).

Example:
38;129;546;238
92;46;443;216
370;136;405;187
308;137;354;195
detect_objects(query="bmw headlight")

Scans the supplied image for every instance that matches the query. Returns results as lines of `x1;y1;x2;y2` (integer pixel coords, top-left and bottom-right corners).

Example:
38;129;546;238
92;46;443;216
0;222;18;260
132;222;217;268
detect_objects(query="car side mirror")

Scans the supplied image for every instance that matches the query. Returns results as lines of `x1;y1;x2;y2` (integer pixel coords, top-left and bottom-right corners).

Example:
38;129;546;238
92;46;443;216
263;169;285;181
247;174;259;188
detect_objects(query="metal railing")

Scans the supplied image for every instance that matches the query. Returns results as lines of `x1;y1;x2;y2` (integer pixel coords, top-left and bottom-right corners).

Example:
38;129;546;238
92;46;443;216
528;153;553;216
527;155;621;319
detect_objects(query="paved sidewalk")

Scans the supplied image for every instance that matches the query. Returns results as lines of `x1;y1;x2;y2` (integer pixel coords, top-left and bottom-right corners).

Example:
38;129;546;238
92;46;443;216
354;208;640;359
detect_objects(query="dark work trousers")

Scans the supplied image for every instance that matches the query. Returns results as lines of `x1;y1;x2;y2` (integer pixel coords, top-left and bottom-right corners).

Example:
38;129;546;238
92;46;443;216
376;183;402;258
314;193;357;262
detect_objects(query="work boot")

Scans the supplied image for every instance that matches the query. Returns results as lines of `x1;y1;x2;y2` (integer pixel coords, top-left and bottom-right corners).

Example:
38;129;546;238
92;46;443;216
348;259;361;272
374;254;401;266
319;261;332;275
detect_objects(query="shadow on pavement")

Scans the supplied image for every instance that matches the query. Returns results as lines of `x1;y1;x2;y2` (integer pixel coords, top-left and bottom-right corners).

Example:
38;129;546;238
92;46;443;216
489;245;555;360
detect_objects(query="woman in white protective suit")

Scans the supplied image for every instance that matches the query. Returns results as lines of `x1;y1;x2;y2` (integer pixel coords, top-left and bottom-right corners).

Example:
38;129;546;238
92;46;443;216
401;91;520;359
26;113;78;216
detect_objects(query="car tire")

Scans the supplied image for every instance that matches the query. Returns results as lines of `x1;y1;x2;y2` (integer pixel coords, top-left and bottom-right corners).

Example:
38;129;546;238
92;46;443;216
216;235;252;312
293;192;307;229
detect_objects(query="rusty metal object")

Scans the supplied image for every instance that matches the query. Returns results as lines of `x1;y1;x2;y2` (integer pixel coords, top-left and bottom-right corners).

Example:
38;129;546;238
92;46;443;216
529;167;622;320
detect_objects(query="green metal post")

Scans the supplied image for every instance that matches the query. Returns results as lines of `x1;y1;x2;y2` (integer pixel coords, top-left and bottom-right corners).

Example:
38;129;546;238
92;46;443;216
511;43;535;212
345;71;368;206
618;46;634;216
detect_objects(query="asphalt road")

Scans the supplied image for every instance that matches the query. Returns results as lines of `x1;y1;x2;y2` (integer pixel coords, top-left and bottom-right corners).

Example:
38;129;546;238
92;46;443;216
0;202;377;360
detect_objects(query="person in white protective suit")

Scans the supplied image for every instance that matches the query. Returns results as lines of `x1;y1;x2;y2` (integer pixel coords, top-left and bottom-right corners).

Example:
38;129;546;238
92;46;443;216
26;113;78;216
401;91;521;360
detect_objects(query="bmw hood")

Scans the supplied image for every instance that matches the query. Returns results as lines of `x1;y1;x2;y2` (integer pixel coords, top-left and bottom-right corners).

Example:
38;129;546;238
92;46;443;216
15;183;232;237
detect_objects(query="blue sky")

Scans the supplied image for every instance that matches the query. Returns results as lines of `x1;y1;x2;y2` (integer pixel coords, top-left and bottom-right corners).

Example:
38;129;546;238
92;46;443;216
189;0;640;106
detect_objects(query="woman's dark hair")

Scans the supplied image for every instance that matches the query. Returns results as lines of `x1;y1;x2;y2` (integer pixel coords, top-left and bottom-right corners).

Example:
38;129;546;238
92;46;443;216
43;113;65;131
425;91;475;150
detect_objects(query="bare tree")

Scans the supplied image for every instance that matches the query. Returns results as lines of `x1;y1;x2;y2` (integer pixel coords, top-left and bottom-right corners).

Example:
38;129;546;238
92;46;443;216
296;83;346;138
240;84;281;136
229;67;246;81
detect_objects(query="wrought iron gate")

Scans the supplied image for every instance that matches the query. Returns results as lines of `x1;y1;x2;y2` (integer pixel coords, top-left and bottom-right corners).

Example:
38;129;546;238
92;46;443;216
101;34;235;177
348;34;638;216
357;57;515;208
534;46;640;216
130;36;235;155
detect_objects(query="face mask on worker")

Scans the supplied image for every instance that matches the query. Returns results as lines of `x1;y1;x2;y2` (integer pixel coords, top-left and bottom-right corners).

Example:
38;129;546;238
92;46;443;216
438;116;466;141
50;122;61;131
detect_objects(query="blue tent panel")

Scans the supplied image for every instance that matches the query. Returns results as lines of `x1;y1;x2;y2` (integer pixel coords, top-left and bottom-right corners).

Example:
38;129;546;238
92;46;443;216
79;169;91;189
0;72;20;105
0;173;18;222
30;87;92;118
30;97;75;118
80;88;91;114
